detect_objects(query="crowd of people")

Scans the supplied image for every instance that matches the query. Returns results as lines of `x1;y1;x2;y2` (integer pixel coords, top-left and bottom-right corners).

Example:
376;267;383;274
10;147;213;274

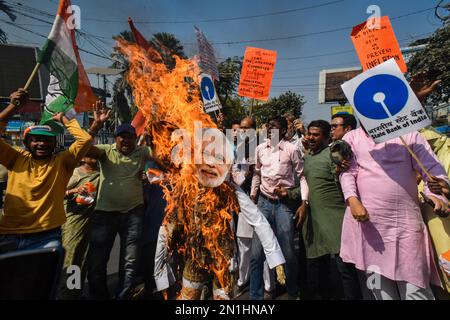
0;83;449;301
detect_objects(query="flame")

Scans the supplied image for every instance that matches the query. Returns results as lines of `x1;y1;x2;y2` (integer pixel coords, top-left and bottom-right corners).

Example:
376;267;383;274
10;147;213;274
118;40;239;294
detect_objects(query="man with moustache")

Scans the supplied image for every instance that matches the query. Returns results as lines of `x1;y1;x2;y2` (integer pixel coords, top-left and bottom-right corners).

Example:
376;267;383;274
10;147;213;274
0;88;93;251
86;106;157;300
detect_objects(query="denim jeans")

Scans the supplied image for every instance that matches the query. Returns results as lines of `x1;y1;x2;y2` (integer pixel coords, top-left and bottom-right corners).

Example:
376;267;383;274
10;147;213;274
250;196;298;300
0;228;62;253
87;205;143;300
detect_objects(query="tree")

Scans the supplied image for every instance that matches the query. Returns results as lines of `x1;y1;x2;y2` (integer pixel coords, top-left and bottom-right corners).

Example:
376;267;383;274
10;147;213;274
215;56;247;126
0;0;16;44
110;30;186;119
252;91;306;126
150;32;186;69
407;5;449;106
217;56;242;104
111;30;134;102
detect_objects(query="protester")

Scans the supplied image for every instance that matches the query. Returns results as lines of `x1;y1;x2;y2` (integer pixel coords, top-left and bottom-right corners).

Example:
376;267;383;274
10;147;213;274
138;159;166;299
284;113;306;157
278;120;362;299
230;120;240;152
330;113;357;141
250;116;308;300
340;125;449;300
231;117;276;299
419;127;450;200
85;103;156;300
417;127;450;298
0;88;93;251
58;156;100;300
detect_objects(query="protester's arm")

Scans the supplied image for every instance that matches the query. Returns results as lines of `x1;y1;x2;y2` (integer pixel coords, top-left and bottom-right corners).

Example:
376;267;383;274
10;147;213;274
0;89;29;169
0;89;28;124
87;100;111;137
292;145;309;202
84;101;111;159
231;163;248;187
154;225;176;291
235;187;285;269
409;72;441;104
286;186;301;202
340;134;369;222
143;144;166;171
250;146;261;202
57;114;93;165
410;132;449;215
428;178;450;200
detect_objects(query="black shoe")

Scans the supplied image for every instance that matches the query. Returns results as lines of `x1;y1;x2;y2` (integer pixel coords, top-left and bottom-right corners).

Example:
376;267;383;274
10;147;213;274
233;282;249;298
264;290;276;300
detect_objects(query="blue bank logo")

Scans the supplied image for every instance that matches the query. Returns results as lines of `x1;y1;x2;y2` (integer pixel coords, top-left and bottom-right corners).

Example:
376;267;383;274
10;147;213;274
353;74;409;120
200;76;215;101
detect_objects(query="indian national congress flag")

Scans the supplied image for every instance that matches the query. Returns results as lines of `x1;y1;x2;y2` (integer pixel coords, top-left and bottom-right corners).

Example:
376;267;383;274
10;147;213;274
38;0;96;128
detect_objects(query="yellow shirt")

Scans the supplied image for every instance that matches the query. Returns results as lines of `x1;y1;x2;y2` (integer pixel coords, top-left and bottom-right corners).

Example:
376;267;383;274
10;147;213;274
0;119;92;234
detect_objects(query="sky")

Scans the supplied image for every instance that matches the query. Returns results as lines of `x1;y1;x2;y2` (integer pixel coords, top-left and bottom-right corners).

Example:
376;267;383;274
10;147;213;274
1;0;445;124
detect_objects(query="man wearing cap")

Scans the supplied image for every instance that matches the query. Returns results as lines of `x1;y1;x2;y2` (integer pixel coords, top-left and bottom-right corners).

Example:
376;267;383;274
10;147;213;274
0;89;93;251
85;108;154;300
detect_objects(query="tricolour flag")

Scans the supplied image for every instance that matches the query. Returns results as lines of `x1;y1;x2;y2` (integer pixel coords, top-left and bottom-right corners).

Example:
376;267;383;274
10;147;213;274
38;0;96;127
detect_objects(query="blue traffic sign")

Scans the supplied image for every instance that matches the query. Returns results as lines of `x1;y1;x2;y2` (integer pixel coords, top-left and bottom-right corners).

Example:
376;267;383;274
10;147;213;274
200;76;215;101
353;74;409;120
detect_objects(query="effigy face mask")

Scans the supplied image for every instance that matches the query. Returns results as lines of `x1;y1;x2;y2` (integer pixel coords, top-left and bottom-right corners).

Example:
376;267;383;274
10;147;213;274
194;128;233;188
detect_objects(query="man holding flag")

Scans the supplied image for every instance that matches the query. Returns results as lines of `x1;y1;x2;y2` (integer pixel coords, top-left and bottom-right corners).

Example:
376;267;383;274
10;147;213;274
0;89;92;251
0;0;97;252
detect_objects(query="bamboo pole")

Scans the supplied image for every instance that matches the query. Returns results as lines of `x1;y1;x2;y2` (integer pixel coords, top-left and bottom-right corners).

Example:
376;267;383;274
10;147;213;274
10;62;41;107
399;136;433;180
23;62;41;91
249;98;254;117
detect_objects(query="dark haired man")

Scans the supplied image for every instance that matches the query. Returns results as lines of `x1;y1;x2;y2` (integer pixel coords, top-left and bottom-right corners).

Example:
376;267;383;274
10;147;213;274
86;108;157;300
249;116;308;300
0;88;93;251
330;113;357;142
299;120;361;299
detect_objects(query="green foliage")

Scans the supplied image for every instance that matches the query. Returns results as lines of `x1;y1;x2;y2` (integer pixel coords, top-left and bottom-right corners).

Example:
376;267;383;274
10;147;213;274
217;56;242;104
252;91;306;126
220;96;248;128
111;31;134;101
407;11;450;106
150;32;186;69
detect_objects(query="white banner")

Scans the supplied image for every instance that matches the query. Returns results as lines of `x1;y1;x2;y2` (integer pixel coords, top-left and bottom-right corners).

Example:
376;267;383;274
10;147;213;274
199;73;222;113
341;59;430;143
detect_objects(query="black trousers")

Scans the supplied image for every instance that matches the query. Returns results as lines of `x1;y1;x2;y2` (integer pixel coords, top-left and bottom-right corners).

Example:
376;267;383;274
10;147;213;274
306;253;362;300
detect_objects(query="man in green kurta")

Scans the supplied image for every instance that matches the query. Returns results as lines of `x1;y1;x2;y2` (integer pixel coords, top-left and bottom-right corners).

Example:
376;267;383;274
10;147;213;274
276;120;361;300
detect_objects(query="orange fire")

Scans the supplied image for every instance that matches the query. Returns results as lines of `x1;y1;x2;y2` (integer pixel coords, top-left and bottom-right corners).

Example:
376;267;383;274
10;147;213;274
118;40;239;295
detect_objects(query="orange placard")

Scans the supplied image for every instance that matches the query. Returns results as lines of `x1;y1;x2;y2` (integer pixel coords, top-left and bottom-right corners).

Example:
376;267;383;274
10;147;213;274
351;16;407;73
238;47;277;101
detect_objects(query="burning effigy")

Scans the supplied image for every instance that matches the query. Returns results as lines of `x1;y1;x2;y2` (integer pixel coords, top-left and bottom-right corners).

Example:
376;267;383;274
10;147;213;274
118;39;285;300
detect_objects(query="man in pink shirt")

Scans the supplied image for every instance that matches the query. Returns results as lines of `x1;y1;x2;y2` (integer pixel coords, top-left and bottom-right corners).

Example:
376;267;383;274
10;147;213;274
339;77;449;300
249;116;308;300
340;128;448;300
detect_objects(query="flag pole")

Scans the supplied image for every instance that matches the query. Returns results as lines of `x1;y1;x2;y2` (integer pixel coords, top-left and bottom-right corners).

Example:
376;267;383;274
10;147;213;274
399;136;432;180
23;62;41;91
249;98;254;117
